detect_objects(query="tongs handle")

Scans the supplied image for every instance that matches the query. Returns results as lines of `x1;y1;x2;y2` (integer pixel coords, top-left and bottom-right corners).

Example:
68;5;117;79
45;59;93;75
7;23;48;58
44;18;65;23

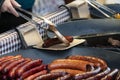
16;9;48;30
16;7;70;47
17;8;53;24
16;7;55;31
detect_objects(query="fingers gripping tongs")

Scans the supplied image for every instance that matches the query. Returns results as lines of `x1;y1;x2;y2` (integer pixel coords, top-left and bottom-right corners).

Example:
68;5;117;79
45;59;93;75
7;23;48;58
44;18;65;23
16;7;70;48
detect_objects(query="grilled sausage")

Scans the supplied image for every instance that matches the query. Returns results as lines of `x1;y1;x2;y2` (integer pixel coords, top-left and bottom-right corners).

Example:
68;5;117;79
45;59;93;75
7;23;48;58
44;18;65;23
51;69;85;76
17;59;42;77
34;72;67;80
74;67;101;80
0;56;22;73
0;55;22;66
3;58;25;73
42;36;73;48
0;56;13;62
20;64;46;80
48;59;94;71
9;59;32;78
67;55;107;70
24;70;47;80
101;69;119;80
85;67;111;80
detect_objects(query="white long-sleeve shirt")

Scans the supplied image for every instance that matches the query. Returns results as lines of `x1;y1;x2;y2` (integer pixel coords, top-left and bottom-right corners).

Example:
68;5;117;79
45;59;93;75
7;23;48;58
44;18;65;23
32;0;65;16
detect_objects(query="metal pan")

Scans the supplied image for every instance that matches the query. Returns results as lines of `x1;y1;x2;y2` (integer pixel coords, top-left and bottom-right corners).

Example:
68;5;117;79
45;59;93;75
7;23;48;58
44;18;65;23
89;4;120;18
0;47;120;69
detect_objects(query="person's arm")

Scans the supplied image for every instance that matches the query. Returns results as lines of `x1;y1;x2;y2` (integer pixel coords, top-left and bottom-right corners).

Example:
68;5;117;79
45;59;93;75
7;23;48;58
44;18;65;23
0;0;21;17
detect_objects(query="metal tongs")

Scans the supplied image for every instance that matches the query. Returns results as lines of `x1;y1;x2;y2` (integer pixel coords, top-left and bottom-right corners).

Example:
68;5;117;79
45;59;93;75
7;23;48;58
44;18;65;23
84;0;120;18
16;7;70;48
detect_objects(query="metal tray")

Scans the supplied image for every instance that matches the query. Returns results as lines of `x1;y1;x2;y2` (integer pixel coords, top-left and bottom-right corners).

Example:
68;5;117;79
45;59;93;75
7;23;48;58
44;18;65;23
1;47;120;69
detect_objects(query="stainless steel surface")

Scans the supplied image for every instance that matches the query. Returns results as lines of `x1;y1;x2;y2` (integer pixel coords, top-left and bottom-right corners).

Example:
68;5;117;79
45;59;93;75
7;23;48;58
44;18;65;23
72;32;120;39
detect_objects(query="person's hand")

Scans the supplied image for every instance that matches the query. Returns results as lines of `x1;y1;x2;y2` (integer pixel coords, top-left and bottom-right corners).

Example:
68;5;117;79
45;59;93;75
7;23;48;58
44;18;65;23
1;0;21;17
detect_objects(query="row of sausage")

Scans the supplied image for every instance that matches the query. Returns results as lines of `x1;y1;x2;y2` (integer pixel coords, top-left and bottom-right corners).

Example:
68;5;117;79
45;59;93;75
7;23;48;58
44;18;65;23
0;55;119;80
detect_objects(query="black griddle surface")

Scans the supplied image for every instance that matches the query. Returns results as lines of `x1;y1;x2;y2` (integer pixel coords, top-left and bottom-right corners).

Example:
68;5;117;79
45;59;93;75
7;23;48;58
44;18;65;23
57;19;120;36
